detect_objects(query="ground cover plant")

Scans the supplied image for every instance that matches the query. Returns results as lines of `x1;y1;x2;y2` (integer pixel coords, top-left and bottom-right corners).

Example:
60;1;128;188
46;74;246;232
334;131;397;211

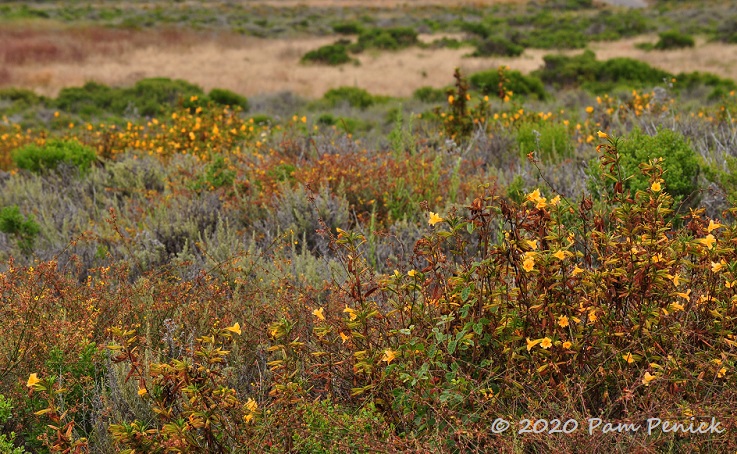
2;0;737;452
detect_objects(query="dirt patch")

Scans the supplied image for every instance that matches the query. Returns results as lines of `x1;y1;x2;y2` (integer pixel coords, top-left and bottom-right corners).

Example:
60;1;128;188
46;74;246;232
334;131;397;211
2;26;736;100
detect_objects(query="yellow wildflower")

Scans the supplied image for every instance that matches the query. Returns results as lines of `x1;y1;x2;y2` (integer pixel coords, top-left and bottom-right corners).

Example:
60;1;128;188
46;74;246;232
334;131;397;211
711;261;725;273
408;269;417;277
623;353;635;364
671;274;680;287
651;181;662;192
523;257;535;272
717;367;727;378
225;322;242;335
572;266;584;276
588;311;598;323
138;387;148;396
312;308;325;321
540;337;552;349
707;219;723;233
343;306;358;321
26;373;40;388
586;106;594;114
562;341;572;349
526;239;538;250
382;349;398;364
558;315;569;328
553;250;569;260
339;332;349;343
597;130;608;139
526;338;541;352
428;212;444;226
697;234;717;250
670;302;684;312
448;95;454;105
642;371;657;386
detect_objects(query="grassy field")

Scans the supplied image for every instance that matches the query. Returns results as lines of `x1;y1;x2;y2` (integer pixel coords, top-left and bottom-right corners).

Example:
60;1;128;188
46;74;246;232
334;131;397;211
1;0;737;452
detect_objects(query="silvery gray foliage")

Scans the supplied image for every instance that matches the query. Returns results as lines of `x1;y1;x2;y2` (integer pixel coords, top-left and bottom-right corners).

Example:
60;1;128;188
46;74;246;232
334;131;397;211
255;183;350;257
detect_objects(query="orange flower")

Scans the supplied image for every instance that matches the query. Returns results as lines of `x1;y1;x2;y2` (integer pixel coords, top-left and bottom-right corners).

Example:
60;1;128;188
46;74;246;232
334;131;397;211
225;323;242;335
26;373;40;388
558;315;569;328
428;212;444;226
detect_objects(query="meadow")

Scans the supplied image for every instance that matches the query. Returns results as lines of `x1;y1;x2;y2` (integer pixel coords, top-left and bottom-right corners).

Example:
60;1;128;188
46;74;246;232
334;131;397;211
1;0;737;452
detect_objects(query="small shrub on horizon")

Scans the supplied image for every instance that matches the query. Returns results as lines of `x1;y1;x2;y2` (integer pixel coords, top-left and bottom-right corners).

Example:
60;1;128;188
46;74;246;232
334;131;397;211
654;30;695;50
301;42;353;66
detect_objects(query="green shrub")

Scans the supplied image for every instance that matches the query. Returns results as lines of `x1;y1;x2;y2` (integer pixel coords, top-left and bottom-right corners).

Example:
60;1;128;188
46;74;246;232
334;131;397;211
517;121;573;162
124;78;204;116
460;21;491;39
54;78;205;118
0;88;43;106
332;21;363;35
469;69;548;100
354;27;418;51
654;30;695;50
302;42;353;66
323;86;376;109
534;50;672;92
0;395;27;454
53;81;116;118
521;27;588;49
0;205;40;254
12;139;96;174
617;128;700;201
472;36;524;57
189;154;236;191
208;88;249;111
413;86;447;103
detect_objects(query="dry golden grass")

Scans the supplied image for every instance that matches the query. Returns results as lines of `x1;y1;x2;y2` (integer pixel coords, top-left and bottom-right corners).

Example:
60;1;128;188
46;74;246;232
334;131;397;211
2;24;737;99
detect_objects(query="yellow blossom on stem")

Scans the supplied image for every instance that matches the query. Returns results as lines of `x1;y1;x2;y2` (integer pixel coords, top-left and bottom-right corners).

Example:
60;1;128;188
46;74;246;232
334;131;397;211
428;212;444;226
572;266;584;276
339;332;349;343
651;181;662;192
540;337;552;349
408;269;417;277
597;130;608;139
553;250;570;260
558;315;569;328
382;349;398;364
623;353;635;364
26;373;40;388
343;306;358;321
643;371;657;386
138;387;148;397
312;308;325;321
707;219;723;233
526;338;542;351
523;257;535;272
562;341;572;349
225;322;242;335
711;261;725;273
448;95;454;105
697;234;717;250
